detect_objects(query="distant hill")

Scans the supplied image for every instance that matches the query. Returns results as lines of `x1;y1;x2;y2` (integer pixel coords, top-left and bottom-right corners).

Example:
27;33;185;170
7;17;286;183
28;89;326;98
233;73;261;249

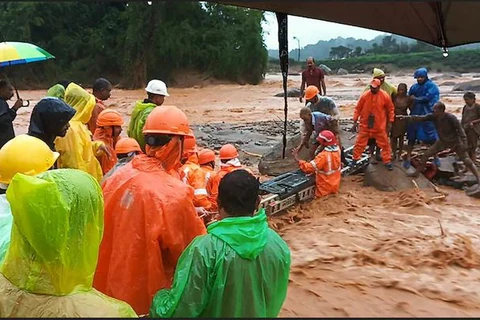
268;34;480;60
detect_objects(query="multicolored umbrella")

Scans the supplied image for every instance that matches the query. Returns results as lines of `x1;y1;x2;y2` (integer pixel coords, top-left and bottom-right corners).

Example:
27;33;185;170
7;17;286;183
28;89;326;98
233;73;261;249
0;41;55;105
0;41;55;67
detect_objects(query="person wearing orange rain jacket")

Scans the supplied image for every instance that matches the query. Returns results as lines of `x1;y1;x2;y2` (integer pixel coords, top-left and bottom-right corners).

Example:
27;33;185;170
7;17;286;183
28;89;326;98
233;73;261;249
179;133;214;217
54;83;107;182
0;169;136;318
93;109;124;175
198;148;217;198
293;130;342;198
209;144;250;210
94;105;207;316
351;78;395;170
102;137;142;182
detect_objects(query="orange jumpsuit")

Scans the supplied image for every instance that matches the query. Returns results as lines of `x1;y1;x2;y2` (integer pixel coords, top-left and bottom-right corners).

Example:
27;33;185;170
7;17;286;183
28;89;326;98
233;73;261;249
93;127;118;175
299;145;342;197
353;89;394;163
93;154;207;315
179;154;213;211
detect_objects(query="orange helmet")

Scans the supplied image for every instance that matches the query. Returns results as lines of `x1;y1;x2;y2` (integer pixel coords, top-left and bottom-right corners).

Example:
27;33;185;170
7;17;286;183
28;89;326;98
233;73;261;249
304;85;319;101
198;148;215;165
96;109;124;127
183;130;198;154
219;144;238;160
115;137;142;154
143;105;191;136
316;130;337;146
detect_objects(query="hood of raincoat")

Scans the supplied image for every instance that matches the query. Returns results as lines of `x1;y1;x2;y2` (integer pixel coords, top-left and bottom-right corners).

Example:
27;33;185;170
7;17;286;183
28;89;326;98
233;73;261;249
46;84;66;100
28;97;76;150
145;136;182;172
414;67;428;79
1;169;104;296
373;68;385;78
64;83;96;124
127;100;157;152
207;208;268;260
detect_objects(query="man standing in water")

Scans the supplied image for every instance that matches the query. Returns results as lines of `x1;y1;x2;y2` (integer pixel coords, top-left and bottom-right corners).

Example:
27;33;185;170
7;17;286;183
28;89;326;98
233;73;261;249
397;101;480;186
404;67;440;169
461;92;480;162
299;57;326;103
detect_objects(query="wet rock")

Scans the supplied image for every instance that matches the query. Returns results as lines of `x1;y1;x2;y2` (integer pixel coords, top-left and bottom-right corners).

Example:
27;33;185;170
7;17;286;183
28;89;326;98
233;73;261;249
258;133;308;176
465;184;480;198
453;79;480;92
337;68;349;75
439;81;456;86
319;64;332;75
364;162;435;192
274;88;301;97
431;72;462;81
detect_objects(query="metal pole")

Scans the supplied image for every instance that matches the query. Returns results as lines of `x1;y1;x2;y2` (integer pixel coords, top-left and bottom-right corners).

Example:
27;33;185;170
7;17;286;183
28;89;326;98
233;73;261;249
276;12;288;159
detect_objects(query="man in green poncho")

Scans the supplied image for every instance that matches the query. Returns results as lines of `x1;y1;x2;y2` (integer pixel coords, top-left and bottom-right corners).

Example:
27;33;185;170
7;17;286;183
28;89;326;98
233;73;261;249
149;169;291;318
128;79;169;151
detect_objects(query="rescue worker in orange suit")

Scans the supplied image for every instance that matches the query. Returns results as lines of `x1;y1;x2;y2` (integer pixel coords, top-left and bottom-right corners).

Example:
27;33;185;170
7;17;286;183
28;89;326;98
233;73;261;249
179;133;214;218
102;137;142;182
293;130;341;197
93;109;124;175
209;144;250;210
198;148;217;196
93;105;207;316
351;79;395;170
198;148;218;223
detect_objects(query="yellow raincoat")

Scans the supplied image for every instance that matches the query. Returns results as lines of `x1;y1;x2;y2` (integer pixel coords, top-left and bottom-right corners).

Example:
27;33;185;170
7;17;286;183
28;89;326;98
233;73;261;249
54;83;104;182
364;68;397;97
0;169;137;317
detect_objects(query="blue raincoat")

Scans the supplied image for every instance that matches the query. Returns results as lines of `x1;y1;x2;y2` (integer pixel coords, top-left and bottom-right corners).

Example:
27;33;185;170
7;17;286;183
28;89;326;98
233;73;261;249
406;68;439;143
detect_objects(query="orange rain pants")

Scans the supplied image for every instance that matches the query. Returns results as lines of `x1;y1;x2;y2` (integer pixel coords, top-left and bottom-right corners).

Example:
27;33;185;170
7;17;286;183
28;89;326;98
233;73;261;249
179;154;213;211
93;127;118;175
93;154;207;316
352;89;394;163
299;146;342;197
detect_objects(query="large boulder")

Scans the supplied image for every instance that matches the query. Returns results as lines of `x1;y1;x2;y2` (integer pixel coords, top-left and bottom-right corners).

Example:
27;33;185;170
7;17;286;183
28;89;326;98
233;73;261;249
431;72;462;81
274;88;302;97
337;68;349;75
453;79;480;92
258;133;308;176
364;161;435;192
319;64;332;75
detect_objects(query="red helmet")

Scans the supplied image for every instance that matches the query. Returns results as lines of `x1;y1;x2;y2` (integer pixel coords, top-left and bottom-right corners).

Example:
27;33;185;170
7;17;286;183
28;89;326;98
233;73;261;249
316;130;337;146
219;144;238;160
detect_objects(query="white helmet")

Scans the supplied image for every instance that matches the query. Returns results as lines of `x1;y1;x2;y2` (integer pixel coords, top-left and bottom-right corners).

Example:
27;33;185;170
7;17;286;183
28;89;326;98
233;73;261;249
145;79;169;96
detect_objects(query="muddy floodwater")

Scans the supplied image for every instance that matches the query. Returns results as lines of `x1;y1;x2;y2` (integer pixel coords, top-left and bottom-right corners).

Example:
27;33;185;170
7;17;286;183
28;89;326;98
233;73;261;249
12;72;480;316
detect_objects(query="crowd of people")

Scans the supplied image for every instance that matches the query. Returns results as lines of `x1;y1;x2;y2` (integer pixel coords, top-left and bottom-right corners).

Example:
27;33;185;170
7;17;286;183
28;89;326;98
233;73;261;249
295;58;480;198
0;78;291;317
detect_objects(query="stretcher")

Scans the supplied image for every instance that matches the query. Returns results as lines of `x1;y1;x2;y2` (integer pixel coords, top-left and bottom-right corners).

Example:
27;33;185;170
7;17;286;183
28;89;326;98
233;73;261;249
258;146;370;216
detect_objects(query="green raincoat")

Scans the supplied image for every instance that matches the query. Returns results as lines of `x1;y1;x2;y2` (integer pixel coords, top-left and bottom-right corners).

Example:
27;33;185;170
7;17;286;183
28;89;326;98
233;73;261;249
0;195;12;265
127;100;157;152
46;84;66;100
149;209;291;318
0;169;137;317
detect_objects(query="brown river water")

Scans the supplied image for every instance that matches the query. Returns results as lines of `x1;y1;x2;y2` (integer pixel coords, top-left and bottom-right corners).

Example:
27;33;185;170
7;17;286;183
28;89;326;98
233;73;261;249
9;71;480;317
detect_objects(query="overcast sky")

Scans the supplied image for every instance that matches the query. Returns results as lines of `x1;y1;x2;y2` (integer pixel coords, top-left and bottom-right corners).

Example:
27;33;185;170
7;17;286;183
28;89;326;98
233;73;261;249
262;12;386;50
